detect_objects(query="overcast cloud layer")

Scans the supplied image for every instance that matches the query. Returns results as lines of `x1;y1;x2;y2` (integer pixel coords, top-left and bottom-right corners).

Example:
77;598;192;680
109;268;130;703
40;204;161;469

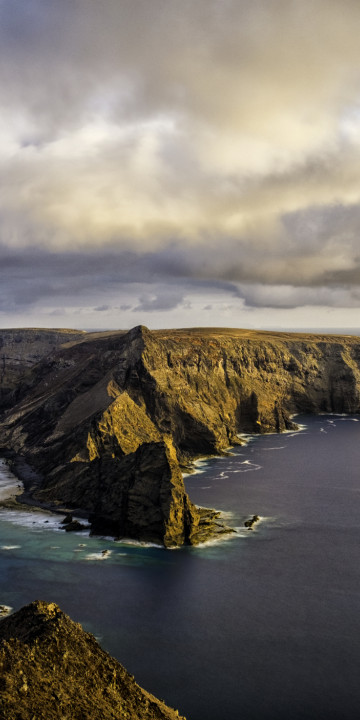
1;0;360;330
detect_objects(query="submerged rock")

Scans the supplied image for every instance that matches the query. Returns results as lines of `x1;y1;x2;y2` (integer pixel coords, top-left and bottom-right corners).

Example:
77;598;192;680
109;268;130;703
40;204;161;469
0;600;185;720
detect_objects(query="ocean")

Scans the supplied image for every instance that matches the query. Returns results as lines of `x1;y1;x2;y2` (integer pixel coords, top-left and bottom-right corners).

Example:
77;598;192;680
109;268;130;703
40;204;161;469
0;414;359;720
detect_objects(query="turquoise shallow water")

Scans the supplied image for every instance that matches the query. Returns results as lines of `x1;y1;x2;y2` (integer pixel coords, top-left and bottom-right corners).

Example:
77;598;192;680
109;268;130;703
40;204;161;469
1;415;360;720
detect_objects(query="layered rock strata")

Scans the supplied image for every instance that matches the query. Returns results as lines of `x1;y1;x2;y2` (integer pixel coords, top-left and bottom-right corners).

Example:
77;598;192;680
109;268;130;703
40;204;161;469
0;601;185;720
1;325;360;546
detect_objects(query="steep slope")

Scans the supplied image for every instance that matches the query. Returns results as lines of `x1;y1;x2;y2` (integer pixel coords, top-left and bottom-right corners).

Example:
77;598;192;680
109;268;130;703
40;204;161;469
1;327;228;546
0;601;185;720
140;327;360;452
0;328;86;412
1;325;360;546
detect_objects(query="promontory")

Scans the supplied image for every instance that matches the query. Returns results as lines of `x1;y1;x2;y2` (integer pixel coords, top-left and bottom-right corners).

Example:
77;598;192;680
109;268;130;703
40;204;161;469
0;325;359;546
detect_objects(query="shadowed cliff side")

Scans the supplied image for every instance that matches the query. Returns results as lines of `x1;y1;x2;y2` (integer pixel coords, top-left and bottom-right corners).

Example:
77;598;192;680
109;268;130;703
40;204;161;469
0;328;86;412
1;325;360;546
0;601;186;720
0;327;231;547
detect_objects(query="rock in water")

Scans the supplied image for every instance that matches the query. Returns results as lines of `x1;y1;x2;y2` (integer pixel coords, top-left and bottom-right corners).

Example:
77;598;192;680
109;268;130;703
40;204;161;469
244;515;260;529
0;600;186;720
60;513;73;524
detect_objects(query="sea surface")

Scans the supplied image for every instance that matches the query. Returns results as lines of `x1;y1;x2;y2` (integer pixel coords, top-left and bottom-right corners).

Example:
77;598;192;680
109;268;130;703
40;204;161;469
0;415;359;720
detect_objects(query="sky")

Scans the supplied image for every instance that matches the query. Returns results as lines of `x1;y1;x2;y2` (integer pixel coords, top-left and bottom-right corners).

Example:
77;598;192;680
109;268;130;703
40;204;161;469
1;0;360;331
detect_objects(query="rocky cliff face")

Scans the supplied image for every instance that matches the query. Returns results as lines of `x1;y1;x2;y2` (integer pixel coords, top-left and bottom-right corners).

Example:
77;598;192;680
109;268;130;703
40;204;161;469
0;601;185;720
139;327;360;450
1;325;360;546
0;328;85;411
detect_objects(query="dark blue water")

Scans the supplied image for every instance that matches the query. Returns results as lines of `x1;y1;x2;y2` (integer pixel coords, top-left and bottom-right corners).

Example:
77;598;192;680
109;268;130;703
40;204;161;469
1;415;360;720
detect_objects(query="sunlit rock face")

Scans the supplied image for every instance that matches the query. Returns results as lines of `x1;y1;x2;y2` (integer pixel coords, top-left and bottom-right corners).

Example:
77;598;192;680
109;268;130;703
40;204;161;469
0;601;185;720
1;325;360;546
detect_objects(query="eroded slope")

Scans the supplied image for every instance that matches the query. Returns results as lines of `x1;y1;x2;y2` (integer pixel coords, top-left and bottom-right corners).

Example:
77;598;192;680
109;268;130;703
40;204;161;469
0;328;85;411
0;601;185;720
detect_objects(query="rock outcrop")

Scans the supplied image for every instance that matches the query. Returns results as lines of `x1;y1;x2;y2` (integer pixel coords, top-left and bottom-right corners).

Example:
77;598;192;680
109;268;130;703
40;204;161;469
0;600;185;720
1;325;360;546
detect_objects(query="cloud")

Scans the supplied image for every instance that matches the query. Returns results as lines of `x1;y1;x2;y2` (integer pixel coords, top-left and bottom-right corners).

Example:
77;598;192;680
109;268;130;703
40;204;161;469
133;291;184;313
1;0;360;326
1;200;360;316
237;284;360;310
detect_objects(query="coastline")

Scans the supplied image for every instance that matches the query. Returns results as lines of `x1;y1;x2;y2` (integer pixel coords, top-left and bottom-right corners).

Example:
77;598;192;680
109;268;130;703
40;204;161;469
0;453;236;547
0;413;347;547
0;454;89;521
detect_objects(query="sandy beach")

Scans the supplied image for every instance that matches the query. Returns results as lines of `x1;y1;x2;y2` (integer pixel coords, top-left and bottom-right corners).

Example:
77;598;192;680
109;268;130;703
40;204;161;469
0;459;23;502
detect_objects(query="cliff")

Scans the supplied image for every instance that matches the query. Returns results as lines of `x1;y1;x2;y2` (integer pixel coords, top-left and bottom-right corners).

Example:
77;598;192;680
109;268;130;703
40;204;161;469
0;328;85;411
140;327;360;446
0;601;185;720
1;325;360;546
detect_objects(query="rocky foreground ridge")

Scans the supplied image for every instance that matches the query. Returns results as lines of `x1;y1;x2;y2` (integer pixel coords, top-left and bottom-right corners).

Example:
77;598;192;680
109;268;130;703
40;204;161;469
0;601;185;720
1;325;360;546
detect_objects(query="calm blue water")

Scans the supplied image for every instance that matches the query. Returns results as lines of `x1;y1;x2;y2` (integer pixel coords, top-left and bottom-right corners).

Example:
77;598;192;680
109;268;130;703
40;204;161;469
1;415;360;720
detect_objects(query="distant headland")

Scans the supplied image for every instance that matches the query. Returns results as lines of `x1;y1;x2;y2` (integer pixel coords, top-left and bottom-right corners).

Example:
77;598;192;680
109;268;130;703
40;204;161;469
0;325;359;547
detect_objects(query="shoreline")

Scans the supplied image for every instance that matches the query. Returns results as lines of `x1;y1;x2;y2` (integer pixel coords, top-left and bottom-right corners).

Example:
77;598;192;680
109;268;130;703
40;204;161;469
0;453;89;520
1;413;354;546
0;453;236;547
0;416;307;519
182;415;308;477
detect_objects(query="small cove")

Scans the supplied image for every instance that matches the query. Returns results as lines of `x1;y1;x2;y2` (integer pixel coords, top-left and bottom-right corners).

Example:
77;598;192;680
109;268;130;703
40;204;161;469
0;415;360;720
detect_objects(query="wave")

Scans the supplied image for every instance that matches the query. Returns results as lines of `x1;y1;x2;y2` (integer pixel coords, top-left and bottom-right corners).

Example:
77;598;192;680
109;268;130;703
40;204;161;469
83;549;113;561
191;531;239;549
114;538;163;549
0;545;21;550
262;446;286;451
286;431;308;437
0;509;89;535
228;460;262;473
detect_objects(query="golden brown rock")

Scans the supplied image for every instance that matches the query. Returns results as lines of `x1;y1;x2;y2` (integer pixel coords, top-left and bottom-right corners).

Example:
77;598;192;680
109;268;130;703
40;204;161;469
0;601;186;720
1;325;360;546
